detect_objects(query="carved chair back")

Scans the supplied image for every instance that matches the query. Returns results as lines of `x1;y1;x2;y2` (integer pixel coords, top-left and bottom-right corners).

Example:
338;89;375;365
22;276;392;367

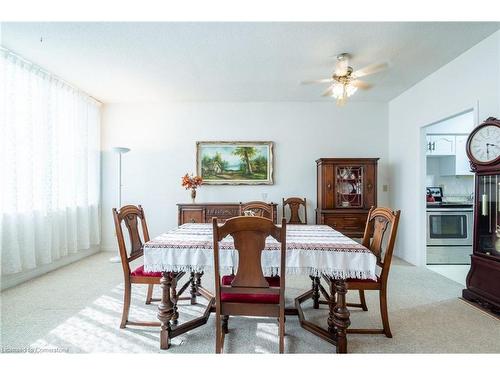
239;201;275;222
282;197;307;224
112;205;150;276
361;207;401;283
212;216;286;302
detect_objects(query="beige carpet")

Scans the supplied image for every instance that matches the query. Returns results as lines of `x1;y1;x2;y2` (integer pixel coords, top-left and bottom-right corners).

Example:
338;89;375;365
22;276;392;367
1;252;499;353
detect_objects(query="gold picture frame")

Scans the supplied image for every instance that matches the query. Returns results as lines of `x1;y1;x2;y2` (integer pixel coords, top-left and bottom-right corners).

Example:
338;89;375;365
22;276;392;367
196;141;274;185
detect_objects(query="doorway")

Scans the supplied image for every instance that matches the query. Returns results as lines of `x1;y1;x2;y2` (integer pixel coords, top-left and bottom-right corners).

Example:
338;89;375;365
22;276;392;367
421;109;477;285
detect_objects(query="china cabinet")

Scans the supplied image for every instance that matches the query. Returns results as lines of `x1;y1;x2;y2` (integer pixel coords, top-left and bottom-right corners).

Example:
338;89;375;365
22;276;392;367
462;117;500;313
316;158;378;237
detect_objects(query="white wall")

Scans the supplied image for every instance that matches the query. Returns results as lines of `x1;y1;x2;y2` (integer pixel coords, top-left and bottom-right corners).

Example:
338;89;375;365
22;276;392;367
101;102;389;251
388;31;500;266
425;110;474;134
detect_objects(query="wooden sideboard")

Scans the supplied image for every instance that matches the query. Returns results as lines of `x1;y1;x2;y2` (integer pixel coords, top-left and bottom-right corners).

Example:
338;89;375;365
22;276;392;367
177;202;278;225
316;158;378;237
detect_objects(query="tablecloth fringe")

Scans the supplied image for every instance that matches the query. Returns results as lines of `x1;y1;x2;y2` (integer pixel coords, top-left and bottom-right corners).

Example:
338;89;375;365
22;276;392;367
144;264;377;280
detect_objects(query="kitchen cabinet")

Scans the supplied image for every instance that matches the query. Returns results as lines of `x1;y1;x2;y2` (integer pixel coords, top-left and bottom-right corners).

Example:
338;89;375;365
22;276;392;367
455;135;473;175
426;134;455;155
426;134;473;176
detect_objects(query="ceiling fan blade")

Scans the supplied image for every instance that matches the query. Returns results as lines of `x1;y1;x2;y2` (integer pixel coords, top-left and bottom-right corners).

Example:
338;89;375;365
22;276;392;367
352;62;388;78
301;78;333;85
350;79;373;90
321;85;334;97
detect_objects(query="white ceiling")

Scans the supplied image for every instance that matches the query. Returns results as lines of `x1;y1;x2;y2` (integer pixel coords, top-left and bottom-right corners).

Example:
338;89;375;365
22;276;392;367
2;22;499;103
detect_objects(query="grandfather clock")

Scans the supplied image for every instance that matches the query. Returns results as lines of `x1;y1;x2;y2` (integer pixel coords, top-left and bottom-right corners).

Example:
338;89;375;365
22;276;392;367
462;117;500;313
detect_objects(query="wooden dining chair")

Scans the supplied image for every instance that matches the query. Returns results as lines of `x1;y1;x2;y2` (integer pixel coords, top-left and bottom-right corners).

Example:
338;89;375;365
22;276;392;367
113;205;185;329
212;216;287;353
239;201;276;223
282;197;307;224
324;206;400;338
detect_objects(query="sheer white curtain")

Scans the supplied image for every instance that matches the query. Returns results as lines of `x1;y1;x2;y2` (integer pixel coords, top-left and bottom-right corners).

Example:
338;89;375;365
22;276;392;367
0;48;101;275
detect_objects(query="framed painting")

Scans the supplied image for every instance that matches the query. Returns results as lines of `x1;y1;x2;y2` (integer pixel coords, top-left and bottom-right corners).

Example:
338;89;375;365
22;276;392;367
196;141;274;185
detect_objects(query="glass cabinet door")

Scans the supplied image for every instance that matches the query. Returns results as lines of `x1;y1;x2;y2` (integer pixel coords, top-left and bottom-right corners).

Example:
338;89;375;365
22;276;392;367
477;174;500;258
335;165;364;208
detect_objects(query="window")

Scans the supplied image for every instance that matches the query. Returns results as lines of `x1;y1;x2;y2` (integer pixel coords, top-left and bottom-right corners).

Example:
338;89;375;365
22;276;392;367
0;48;101;275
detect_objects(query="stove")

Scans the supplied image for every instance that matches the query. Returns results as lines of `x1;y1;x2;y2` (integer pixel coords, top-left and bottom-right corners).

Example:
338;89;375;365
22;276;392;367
426;187;473;265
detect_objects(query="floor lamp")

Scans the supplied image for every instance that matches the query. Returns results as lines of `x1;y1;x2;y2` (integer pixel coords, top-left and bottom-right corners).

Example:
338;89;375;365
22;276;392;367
110;146;131;263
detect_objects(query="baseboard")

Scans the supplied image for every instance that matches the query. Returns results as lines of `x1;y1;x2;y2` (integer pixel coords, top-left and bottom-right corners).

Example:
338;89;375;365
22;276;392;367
1;246;101;291
459;297;500;320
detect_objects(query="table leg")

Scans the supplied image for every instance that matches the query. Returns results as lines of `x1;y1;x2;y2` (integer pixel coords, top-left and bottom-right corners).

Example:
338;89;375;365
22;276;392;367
195;271;204;296
158;271;174;350
171;273;179;324
327;281;336;337
311;276;320;309
329;280;350;354
190;271;197;305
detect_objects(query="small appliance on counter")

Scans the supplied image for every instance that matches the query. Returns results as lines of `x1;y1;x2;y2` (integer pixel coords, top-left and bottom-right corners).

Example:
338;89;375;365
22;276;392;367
426;187;442;203
426;186;473;265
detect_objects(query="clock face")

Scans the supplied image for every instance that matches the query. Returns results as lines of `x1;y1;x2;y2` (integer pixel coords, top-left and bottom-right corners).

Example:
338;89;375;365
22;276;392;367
469;125;500;163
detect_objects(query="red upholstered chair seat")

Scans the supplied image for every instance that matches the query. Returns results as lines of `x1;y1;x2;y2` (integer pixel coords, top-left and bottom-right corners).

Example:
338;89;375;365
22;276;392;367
345;276;380;283
131;265;163;278
221;274;281;304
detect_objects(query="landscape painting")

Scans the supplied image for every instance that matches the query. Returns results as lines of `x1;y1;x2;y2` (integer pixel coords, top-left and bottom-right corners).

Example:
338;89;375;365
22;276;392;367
196;141;274;185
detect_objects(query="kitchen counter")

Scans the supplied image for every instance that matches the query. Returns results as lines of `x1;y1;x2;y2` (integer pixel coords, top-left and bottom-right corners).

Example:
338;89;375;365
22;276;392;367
427;202;473;209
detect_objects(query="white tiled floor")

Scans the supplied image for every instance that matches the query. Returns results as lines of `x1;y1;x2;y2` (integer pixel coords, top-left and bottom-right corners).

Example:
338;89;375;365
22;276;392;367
426;265;470;286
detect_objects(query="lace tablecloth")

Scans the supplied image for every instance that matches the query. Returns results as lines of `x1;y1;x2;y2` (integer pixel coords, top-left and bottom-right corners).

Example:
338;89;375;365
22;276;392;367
143;223;377;280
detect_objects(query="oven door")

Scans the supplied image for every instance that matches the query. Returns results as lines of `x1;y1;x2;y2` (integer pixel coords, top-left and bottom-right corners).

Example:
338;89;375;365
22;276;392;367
426;209;473;246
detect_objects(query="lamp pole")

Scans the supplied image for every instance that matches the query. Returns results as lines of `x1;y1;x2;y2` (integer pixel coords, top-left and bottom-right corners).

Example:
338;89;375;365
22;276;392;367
110;147;131;263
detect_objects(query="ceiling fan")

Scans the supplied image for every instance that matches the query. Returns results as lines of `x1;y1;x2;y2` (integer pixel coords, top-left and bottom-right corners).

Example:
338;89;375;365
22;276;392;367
301;53;388;106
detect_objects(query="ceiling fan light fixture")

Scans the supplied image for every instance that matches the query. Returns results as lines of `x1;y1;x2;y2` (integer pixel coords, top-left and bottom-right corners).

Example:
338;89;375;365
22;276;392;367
330;82;358;99
302;52;387;105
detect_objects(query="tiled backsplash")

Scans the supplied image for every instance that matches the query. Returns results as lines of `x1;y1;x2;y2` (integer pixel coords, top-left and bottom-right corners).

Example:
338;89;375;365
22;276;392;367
426;174;474;199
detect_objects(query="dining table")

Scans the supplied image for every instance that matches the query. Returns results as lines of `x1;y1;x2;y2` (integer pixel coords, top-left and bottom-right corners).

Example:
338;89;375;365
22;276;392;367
143;222;377;353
